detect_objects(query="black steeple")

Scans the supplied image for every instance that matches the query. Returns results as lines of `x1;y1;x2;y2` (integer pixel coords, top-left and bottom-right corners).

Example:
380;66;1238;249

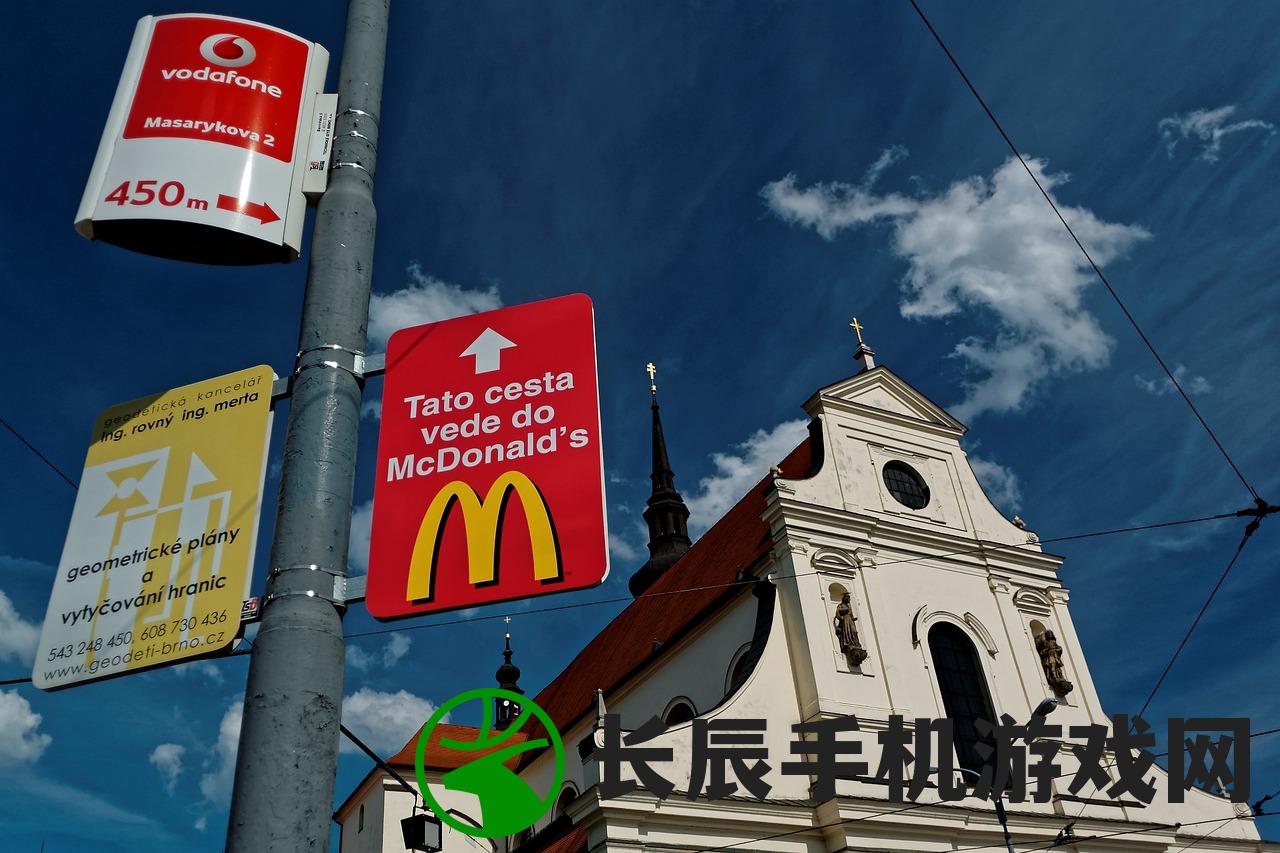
494;632;523;730
629;365;691;597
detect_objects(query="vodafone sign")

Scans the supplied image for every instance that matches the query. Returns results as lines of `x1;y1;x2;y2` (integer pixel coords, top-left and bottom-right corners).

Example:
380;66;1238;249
75;14;328;264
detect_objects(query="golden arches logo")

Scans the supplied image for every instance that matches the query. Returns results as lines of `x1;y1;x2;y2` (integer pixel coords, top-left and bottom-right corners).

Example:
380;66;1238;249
406;471;563;603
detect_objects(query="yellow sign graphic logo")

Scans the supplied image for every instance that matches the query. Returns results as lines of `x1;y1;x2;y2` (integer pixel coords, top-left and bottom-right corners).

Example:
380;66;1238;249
406;471;562;603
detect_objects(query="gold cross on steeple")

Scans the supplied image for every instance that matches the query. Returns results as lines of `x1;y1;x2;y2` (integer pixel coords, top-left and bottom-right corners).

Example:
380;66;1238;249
646;362;657;393
850;317;865;345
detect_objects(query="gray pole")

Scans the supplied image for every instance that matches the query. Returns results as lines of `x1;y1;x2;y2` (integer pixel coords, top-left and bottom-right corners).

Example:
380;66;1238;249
225;1;388;850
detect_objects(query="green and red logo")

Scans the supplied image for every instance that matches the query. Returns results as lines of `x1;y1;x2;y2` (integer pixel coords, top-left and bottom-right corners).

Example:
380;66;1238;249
414;688;565;838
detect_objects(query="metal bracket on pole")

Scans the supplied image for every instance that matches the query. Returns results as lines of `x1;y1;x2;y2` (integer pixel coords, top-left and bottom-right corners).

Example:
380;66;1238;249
251;566;367;617
334;574;367;604
271;350;386;400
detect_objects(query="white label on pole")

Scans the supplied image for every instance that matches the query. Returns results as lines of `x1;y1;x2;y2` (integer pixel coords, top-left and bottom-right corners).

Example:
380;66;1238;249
303;93;338;199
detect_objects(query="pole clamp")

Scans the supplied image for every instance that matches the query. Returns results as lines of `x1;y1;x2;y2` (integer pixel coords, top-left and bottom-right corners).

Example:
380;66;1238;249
261;565;367;614
293;343;368;382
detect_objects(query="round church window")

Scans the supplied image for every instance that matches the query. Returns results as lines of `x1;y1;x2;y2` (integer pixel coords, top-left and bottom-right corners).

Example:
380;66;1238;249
883;461;930;509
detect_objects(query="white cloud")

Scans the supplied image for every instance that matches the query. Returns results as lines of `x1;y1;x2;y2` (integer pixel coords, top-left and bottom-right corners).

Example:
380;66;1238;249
686;419;810;534
174;659;226;685
13;775;165;834
1158;105;1274;162
199;699;242;806
341;688;440;756
149;743;186;794
0;588;38;666
0;690;51;764
349;500;373;576
382;633;411;667
1134;363;1212;397
367;263;502;350
195;815;208;832
609;533;642;562
763;152;1151;421
361;398;383;421
347;634;412;671
969;456;1023;514
345;645;374;670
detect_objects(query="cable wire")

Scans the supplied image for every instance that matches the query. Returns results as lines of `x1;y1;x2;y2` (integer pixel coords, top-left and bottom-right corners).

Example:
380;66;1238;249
1136;528;1253;721
905;0;1261;503
0;415;78;491
1067;523;1258;823
1170;817;1236;853
681;798;1261;853
344;507;1241;641
944;813;1257;853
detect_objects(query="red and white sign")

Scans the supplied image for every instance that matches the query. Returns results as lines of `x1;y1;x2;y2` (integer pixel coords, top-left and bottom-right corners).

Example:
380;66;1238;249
367;295;609;620
75;14;328;264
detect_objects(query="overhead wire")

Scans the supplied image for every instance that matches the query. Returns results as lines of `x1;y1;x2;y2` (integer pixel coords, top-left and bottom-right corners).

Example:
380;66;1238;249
904;0;1262;504
903;0;1276;833
344;507;1244;640
0;415;78;491
681;796;1266;853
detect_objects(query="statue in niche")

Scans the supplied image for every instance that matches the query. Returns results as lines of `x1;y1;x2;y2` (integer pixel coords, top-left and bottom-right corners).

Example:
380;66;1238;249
833;593;868;667
1035;629;1074;696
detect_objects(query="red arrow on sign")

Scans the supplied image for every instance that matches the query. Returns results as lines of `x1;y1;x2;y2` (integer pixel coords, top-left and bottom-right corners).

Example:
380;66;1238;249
216;194;281;225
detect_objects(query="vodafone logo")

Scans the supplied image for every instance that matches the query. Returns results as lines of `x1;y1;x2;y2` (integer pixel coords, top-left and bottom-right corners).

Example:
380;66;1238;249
199;33;256;68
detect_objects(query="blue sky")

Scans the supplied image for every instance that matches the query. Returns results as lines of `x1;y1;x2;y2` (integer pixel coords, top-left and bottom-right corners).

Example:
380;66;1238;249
2;0;1279;849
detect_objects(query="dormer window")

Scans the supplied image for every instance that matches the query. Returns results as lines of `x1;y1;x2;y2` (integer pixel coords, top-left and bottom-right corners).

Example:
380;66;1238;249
883;460;930;510
663;698;696;727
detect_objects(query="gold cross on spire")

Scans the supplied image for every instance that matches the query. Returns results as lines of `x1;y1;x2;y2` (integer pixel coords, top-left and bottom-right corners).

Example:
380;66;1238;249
646;362;657;393
850;317;865;345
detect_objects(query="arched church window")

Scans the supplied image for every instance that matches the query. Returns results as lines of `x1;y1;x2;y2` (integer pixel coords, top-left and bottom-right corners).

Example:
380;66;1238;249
663;698;696;727
555;784;579;818
883;461;930;509
928;622;996;773
726;643;754;695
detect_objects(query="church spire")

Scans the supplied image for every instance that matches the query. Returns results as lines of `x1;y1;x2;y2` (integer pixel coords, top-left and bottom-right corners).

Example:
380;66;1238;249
493;631;523;730
851;316;876;372
629;364;692;598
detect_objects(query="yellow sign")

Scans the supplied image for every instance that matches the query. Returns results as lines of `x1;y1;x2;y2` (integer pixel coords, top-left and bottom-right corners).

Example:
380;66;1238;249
406;471;563;603
33;366;274;690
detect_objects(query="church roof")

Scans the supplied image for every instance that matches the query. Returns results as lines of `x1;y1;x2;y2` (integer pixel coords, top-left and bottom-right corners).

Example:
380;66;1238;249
379;433;811;782
529;434;813;739
539;824;587;853
387;721;528;771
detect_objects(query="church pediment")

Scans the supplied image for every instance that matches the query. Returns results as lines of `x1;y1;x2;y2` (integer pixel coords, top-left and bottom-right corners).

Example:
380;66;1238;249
806;366;967;436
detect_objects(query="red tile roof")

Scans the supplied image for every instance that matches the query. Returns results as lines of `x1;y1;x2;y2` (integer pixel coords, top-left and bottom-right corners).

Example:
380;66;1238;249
530;437;812;737
389;721;528;771
536;823;587;853
386;436;811;773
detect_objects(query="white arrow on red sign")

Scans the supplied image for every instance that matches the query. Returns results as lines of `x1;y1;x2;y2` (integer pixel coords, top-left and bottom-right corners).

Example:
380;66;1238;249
461;327;517;374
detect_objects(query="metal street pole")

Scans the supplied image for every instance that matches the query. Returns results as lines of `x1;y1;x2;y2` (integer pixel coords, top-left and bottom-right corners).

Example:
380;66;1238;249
225;1;389;850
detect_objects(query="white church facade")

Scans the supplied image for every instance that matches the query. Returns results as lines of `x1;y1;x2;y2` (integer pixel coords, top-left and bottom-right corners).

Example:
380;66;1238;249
337;344;1271;853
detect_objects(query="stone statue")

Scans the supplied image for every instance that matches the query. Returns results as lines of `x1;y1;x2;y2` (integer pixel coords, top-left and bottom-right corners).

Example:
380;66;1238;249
833;593;868;667
1035;629;1074;696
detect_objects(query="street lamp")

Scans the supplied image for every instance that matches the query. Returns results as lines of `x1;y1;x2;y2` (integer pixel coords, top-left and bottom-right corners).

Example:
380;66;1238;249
939;698;1060;853
1030;697;1059;723
401;809;443;853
